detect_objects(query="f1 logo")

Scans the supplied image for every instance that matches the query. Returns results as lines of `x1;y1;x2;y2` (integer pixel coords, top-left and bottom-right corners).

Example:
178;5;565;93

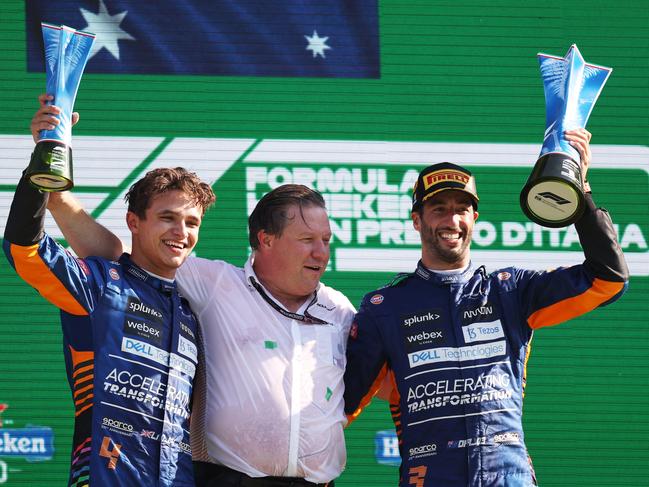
99;436;122;470
537;191;570;205
408;465;427;487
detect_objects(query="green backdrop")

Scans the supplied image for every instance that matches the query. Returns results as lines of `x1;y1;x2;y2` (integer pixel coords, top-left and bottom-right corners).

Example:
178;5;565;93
0;1;647;485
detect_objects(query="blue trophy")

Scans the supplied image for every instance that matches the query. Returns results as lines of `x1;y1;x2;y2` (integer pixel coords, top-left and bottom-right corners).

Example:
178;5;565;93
26;23;95;191
520;44;612;227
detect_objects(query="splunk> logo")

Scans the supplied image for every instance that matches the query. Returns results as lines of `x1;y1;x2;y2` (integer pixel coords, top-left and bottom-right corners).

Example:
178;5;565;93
535;192;571;205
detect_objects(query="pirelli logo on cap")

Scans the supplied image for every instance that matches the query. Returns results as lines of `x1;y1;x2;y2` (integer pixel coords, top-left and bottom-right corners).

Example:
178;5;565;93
412;162;478;211
423;169;470;190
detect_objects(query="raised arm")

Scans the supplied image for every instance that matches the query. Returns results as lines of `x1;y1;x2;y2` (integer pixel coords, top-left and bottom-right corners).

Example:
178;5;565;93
48;191;125;259
518;130;628;330
564;128;628;285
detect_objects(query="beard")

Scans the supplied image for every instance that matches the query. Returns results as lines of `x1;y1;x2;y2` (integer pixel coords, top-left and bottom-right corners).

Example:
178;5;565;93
420;223;472;267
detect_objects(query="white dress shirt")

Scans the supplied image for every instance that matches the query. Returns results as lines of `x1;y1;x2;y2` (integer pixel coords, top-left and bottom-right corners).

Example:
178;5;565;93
177;256;355;483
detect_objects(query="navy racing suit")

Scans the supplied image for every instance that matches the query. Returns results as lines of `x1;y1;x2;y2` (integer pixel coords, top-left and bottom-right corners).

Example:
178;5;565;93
344;194;628;487
3;175;198;486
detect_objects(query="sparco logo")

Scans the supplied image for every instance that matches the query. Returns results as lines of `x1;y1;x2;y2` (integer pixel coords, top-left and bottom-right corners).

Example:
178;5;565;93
102;417;134;433
402;310;441;328
493;432;520;444
409;443;437;458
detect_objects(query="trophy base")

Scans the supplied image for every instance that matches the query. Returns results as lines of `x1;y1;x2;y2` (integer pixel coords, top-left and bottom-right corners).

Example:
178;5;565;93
26;140;74;192
520;153;585;228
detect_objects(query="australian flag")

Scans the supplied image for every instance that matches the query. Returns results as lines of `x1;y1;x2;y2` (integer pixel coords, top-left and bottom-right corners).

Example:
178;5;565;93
26;0;380;78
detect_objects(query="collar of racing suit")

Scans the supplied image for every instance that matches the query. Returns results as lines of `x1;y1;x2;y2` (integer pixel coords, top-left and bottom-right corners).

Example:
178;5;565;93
117;253;177;295
414;260;481;285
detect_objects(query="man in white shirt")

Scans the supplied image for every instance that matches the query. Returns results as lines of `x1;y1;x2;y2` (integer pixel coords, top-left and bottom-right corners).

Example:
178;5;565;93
38;95;355;486
182;186;355;486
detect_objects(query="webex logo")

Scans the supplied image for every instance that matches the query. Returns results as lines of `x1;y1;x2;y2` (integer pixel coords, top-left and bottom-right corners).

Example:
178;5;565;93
123;318;162;345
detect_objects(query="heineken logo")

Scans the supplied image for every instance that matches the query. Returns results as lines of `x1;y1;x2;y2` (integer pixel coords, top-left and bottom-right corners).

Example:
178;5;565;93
0;429;54;460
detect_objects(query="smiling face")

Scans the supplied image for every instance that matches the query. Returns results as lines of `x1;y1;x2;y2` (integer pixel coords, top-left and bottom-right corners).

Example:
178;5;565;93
253;204;331;312
412;190;478;270
127;189;202;279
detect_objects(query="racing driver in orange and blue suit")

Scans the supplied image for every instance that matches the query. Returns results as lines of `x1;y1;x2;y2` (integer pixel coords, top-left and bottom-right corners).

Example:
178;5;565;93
3;118;215;486
343;129;629;486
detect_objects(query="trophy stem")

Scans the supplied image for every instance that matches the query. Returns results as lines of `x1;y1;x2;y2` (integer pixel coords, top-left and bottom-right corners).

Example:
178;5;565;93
26;140;74;192
520;153;585;228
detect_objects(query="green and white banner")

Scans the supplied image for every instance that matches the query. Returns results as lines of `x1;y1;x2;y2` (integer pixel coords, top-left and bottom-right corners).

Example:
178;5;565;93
2;135;646;275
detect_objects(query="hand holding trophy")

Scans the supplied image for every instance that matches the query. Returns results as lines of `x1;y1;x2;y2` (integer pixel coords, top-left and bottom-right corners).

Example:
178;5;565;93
26;23;94;192
520;45;612;227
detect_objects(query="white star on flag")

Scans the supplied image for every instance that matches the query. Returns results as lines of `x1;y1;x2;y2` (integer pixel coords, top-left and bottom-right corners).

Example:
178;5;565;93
305;31;331;58
80;0;135;60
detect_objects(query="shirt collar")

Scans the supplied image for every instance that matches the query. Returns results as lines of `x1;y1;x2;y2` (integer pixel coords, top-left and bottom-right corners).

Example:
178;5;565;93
244;255;328;324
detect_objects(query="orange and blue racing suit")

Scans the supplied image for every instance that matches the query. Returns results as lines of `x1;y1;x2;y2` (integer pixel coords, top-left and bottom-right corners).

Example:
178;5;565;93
3;175;198;486
344;194;628;487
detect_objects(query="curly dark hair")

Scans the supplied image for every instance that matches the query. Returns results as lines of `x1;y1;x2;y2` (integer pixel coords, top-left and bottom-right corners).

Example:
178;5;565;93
125;167;216;218
248;184;326;250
